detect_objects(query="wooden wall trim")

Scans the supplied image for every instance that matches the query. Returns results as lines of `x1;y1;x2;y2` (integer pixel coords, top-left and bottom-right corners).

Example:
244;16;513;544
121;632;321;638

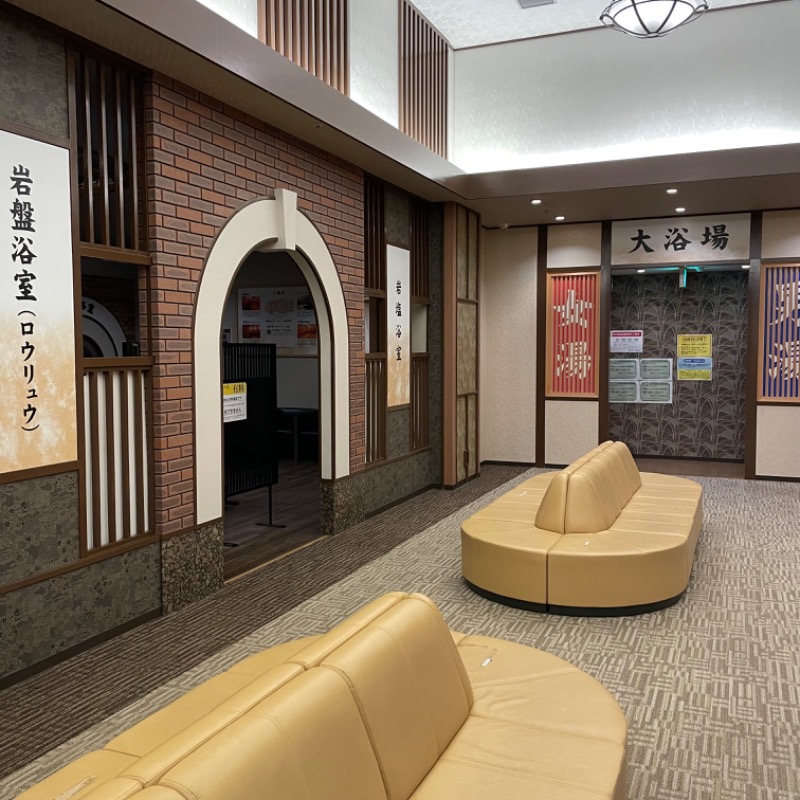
442;203;458;485
535;225;548;466
599;220;612;443
745;212;762;479
0;532;160;597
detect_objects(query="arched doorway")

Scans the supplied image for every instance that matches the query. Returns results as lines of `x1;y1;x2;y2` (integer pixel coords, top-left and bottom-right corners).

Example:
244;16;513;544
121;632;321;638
193;190;350;539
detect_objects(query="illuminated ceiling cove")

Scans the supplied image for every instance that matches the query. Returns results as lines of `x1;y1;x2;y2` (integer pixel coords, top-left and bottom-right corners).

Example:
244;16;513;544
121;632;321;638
410;0;775;48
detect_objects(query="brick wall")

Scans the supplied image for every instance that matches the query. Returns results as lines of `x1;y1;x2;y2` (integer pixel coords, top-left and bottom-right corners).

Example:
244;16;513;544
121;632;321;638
145;74;365;535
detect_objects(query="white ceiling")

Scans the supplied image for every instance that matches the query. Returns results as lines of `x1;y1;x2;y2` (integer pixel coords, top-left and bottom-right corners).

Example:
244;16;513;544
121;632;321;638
411;0;774;49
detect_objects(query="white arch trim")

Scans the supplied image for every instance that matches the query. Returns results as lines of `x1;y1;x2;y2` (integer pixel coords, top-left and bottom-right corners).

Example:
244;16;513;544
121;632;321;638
194;191;350;525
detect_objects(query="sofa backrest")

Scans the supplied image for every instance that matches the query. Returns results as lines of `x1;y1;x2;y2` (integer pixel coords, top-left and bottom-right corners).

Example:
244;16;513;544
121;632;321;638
320;594;473;800
286;591;408;668
535;441;642;534
159;667;388;800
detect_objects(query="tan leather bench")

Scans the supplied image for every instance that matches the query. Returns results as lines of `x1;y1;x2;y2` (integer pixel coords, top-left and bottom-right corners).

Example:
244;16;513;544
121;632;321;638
18;592;627;800
462;441;703;615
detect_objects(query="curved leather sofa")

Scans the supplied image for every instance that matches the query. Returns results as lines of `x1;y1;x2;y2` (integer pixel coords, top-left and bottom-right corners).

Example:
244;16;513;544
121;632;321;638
18;592;627;800
462;441;703;615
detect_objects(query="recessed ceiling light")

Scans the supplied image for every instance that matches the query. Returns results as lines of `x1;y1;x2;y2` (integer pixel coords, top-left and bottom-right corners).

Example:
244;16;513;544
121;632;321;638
637;269;646;273
741;264;750;270
531;199;542;205
555;215;565;221
675;207;686;213
666;188;678;195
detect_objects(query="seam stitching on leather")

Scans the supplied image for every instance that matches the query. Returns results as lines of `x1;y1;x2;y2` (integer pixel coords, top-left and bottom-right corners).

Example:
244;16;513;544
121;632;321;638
318;663;394;800
434;755;615;795
466;710;625;745
469;667;577;687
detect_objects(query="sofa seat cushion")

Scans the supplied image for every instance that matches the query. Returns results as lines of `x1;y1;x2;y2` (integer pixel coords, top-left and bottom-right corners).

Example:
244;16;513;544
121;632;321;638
454;635;627;746
461;521;560;605
547;530;694;609
411;716;626;800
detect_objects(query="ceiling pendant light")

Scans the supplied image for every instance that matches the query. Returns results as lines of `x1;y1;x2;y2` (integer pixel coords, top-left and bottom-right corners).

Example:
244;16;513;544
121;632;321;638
600;0;708;38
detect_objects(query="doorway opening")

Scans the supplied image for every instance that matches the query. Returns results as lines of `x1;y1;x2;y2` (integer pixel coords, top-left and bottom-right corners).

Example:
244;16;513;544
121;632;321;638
607;263;748;479
221;250;323;580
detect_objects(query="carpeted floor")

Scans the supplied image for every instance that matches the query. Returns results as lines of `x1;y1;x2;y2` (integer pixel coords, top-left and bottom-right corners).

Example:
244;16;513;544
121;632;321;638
3;469;800;799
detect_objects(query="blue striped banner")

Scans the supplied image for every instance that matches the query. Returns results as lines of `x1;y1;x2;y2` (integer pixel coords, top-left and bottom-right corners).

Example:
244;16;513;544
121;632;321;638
761;265;800;400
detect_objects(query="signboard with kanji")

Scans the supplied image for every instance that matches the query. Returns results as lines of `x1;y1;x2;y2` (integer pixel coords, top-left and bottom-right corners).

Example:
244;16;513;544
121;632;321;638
759;263;800;401
545;271;599;397
1;130;77;475
612;214;750;265
386;245;410;407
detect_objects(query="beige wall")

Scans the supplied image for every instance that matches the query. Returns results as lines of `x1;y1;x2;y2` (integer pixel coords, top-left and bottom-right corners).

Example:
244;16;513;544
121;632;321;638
762;210;800;259
479;227;537;463
756;406;800;478
547;223;602;268
545;400;599;466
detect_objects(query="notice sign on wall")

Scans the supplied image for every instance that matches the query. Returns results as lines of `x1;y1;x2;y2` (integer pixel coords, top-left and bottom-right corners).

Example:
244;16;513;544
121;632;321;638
222;382;247;422
238;287;317;353
0;130;77;475
678;358;713;381
609;358;673;403
677;334;712;358
610;330;643;353
387;245;410;407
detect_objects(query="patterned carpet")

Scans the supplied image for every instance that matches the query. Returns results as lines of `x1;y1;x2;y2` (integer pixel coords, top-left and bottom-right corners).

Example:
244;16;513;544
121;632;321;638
3;469;800;799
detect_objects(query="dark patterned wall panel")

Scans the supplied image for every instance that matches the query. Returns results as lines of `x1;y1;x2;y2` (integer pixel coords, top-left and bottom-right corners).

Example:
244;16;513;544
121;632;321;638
0;473;79;586
1;543;160;678
0;9;68;139
608;271;748;460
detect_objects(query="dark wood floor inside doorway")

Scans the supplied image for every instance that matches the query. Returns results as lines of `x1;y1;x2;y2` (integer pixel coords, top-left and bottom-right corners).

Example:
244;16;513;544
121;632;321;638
634;457;745;479
223;460;322;580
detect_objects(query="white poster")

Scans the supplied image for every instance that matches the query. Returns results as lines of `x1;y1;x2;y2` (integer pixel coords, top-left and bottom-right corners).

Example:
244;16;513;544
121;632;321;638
0;131;77;474
222;382;247;422
238;287;317;353
612;214;750;265
387;245;410;407
610;330;643;353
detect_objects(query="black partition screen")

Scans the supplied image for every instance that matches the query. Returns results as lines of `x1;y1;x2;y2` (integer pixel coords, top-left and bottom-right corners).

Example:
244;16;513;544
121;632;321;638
223;343;278;497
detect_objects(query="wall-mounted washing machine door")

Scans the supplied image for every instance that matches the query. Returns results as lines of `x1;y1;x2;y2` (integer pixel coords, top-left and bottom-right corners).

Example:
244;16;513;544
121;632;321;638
82;296;127;357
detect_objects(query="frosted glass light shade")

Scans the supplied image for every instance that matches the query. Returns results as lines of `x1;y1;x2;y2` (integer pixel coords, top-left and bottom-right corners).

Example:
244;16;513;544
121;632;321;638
600;0;708;38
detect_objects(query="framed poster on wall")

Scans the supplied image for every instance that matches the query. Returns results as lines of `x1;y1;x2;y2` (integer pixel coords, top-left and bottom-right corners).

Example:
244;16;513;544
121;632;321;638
237;287;318;355
758;263;800;401
545;271;600;397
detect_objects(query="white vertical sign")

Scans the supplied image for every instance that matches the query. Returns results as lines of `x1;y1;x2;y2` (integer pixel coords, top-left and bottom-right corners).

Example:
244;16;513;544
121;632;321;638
1;130;77;474
386;245;410;407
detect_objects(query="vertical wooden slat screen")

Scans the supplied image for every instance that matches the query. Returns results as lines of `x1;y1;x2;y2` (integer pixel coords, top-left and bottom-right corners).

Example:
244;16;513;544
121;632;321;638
71;51;146;252
365;177;386;292
364;175;387;463
399;0;448;158
264;0;349;94
366;355;387;462
410;199;430;299
82;358;154;554
411;354;429;449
